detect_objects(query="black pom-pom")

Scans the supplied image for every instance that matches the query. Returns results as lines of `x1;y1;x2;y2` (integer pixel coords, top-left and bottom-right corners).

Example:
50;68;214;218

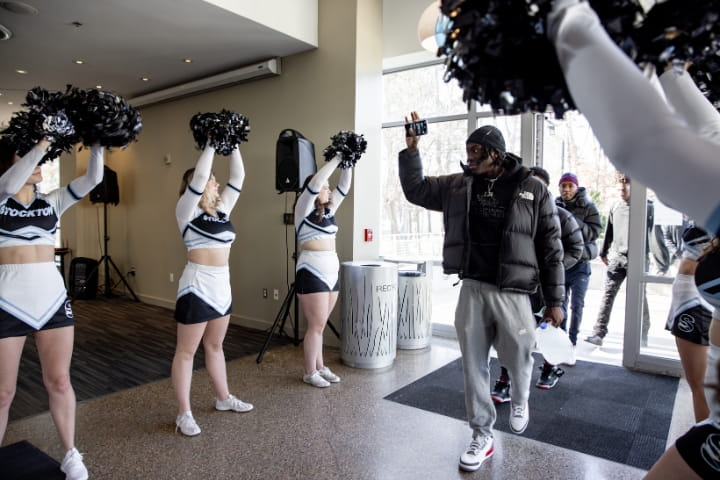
438;0;575;118
0;86;78;163
633;0;720;106
189;109;250;156
64;86;143;148
323;130;367;169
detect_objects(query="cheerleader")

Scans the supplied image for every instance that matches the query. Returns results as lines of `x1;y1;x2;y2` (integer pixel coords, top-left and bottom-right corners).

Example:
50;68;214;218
295;131;364;387
0;138;103;480
294;157;349;387
172;113;252;437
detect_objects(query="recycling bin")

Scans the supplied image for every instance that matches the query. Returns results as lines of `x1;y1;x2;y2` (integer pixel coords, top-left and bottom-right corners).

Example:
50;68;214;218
340;261;398;369
396;260;432;350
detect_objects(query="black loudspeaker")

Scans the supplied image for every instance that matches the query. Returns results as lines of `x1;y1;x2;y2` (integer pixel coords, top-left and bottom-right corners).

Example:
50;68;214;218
90;166;119;205
275;129;317;192
69;257;99;299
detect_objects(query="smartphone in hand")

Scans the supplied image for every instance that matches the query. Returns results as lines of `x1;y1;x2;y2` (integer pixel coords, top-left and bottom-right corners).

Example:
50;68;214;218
405;119;428;137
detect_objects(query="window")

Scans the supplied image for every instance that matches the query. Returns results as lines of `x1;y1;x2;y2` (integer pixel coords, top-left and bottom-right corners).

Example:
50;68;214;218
38;158;62;247
381;62;520;329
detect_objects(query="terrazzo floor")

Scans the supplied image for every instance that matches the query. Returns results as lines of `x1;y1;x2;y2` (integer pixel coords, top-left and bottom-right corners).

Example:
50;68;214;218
4;337;691;479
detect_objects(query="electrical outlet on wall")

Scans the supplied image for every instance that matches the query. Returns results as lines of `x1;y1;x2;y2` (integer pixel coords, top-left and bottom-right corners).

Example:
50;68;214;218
263;288;268;299
273;289;279;300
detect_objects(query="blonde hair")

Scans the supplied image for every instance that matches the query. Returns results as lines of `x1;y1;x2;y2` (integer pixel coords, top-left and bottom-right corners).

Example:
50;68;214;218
179;168;220;214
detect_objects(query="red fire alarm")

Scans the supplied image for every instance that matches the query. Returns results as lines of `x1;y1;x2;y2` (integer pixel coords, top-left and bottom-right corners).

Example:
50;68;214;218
364;228;373;242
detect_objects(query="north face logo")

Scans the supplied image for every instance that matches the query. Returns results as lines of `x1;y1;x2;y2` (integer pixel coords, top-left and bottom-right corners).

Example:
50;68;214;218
519;191;534;200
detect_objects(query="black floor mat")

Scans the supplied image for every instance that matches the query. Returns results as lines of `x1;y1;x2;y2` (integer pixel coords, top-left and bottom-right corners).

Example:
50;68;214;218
385;354;678;470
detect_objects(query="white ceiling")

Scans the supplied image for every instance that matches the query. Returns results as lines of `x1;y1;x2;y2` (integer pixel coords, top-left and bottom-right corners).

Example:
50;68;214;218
0;0;317;124
0;0;433;126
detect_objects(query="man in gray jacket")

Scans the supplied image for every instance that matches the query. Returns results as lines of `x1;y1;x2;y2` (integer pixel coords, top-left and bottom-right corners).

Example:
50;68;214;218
398;113;564;473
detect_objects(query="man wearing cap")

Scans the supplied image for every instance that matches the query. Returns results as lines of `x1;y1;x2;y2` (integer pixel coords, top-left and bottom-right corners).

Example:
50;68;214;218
398;112;564;472
555;172;602;363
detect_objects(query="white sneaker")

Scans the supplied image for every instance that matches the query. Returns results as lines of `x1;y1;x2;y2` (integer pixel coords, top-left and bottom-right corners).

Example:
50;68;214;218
175;411;201;436
60;447;88;480
563;346;577;367
215;394;254;412
509;403;530;434
318;366;341;383
459;435;494;472
303;370;330;388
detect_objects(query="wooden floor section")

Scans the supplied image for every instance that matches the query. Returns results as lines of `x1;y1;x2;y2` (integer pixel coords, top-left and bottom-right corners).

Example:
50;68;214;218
10;296;292;421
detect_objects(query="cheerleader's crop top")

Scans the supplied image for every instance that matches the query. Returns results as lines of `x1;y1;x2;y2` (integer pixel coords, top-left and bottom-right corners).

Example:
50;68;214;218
180;207;237;249
0;145;104;248
294;155;351;245
175;145;245;250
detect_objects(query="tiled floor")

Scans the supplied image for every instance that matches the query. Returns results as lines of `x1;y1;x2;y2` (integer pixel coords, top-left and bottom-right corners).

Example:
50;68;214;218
4;336;691;479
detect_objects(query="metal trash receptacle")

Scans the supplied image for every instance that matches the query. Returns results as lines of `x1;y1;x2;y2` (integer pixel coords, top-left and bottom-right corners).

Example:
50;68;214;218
397;261;432;350
340;261;398;369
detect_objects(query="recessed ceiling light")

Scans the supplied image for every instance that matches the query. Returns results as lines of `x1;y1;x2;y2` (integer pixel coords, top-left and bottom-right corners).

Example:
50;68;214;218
15;69;27;74
0;2;39;16
140;77;150;82
74;59;84;65
8;101;13;105
183;58;192;63
95;85;102;89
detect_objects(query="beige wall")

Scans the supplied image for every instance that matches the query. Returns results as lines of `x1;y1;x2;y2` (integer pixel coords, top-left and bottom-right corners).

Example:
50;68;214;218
62;0;383;341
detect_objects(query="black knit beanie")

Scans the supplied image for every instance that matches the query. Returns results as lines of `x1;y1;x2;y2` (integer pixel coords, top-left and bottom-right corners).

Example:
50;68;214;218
467;125;505;153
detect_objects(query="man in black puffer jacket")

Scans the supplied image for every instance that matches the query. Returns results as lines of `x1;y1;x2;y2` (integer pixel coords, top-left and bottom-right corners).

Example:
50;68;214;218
555;173;602;351
398;112;564;473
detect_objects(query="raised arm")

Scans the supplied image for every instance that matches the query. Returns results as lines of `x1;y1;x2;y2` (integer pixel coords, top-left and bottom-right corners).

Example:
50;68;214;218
328;166;351;215
67;145;104;199
659;68;720;144
176;145;215;226
549;1;720;236
294;155;341;230
0;140;50;203
219;146;245;213
43;145;106;216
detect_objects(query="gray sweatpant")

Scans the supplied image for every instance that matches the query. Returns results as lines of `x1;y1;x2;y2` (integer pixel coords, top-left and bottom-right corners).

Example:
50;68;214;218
454;279;537;437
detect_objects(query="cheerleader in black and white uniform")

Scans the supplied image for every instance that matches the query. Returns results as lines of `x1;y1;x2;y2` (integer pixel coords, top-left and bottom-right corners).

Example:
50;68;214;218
172;112;253;437
294;131;364;388
0;137;103;480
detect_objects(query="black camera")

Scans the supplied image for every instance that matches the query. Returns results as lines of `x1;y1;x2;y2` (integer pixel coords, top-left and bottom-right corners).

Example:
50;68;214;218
405;119;428;137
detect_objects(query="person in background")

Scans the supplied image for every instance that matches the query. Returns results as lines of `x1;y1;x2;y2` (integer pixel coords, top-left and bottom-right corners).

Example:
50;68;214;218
491;166;582;401
585;174;653;347
399;113;564;472
0;137;104;480
172;140;253;437
555;172;602;356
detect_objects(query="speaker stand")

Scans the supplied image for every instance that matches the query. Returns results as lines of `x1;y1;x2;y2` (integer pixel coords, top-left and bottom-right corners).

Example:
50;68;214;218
81;203;139;301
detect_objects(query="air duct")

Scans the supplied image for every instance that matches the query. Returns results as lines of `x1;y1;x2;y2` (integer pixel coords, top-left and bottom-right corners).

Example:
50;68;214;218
129;58;281;108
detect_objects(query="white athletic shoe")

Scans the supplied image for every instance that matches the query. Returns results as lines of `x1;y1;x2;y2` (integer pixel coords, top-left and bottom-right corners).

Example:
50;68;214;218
215;394;254;413
318;366;341;383
459;435;494;472
509;403;530;434
60;447;88;480
303;370;331;388
175;411;201;436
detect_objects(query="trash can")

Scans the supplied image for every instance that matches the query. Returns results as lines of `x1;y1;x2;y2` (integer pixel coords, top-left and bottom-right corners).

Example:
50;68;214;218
397;261;432;350
340;261;398;369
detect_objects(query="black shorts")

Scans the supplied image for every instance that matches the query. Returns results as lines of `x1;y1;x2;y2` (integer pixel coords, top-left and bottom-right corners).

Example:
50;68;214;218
0;299;74;338
669;305;712;346
675;420;720;479
296;268;339;294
